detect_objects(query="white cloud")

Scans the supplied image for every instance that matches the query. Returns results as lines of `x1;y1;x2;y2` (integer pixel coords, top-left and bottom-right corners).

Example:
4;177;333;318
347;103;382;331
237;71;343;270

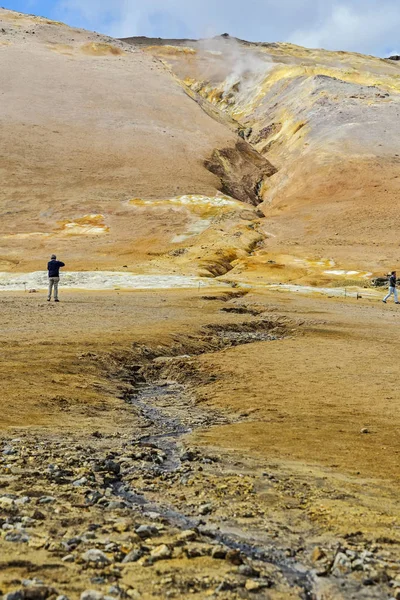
54;0;400;57
291;3;400;55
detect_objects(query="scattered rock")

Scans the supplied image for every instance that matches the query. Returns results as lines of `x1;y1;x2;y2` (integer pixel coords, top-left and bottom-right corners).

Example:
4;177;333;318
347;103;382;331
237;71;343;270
82;549;111;566
104;460;121;475
0;399;397;600
150;544;171;561
62;554;75;563
198;503;213;515
0;496;16;511
113;519;131;533
215;581;235;592
15;496;30;506
32;510;46;521
81;592;104;600
332;552;352;575
23;586;59;600
3;584;61;600
4;593;24;600
352;558;364;571
85;491;103;506
211;546;227;559
135;524;159;538
226;549;243;565
72;477;88;487
180;449;198;462
312;547;326;562
185;544;210;558
37;496;55;505
245;579;262;592
237;564;259;577
177;530;197;543
5;531;29;543
107;500;126;510
122;548;143;563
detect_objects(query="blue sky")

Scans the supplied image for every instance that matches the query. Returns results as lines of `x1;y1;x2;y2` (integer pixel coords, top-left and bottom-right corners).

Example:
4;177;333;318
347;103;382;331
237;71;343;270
3;0;400;57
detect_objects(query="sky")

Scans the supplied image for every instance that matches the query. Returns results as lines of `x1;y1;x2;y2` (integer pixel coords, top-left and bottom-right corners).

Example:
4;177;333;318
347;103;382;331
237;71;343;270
3;0;400;57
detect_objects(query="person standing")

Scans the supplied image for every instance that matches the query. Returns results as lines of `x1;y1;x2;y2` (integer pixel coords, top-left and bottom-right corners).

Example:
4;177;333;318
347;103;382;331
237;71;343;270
383;271;399;304
47;254;65;302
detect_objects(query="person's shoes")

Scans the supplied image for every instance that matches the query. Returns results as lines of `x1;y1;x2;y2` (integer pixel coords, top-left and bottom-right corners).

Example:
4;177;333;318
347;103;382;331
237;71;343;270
396;302;400;305
47;298;50;302
54;299;60;303
382;300;386;303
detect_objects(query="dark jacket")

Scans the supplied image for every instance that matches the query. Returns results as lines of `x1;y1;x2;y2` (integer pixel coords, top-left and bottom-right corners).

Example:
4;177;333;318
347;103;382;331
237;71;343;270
389;274;397;288
48;260;65;278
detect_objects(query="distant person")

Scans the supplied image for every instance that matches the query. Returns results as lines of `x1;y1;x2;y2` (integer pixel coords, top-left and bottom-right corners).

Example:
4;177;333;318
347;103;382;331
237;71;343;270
383;271;399;304
47;254;65;302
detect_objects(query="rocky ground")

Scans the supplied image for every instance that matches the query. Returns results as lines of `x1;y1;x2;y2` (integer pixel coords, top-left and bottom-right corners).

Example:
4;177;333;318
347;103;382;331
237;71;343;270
1;289;400;599
3;430;399;600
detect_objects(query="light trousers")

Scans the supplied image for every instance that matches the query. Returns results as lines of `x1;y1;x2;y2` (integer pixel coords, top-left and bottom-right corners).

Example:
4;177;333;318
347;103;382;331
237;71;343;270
383;286;398;303
48;277;60;300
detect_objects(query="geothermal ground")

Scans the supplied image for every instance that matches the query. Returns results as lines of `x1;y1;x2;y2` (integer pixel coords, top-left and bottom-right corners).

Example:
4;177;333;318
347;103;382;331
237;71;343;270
1;7;400;600
2;289;400;600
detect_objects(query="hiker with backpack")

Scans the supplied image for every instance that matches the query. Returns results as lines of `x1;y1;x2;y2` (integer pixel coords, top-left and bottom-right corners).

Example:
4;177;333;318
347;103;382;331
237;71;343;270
47;254;65;302
383;271;399;304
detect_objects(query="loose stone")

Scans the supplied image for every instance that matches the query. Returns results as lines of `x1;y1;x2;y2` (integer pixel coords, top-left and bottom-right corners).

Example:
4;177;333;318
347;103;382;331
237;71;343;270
177;530;197;543
150;544;172;560
4;593;24;600
80;592;104;600
73;477;88;487
37;497;55;505
62;554;75;562
82;549;111;565
198;503;213;515
211;546;227;559
135;524;159;538
122;548;143;563
0;496;16;510
237;564;259;577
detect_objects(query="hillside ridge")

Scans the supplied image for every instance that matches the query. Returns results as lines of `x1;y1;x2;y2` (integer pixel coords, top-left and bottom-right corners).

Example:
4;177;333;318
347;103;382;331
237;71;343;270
1;8;400;289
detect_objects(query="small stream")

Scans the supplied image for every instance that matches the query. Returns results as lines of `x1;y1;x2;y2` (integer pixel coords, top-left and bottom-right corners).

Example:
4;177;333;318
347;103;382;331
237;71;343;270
132;383;191;472
117;377;317;599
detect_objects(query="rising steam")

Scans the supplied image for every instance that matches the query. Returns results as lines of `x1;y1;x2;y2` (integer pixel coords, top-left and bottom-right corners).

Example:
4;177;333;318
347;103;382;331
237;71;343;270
193;35;272;106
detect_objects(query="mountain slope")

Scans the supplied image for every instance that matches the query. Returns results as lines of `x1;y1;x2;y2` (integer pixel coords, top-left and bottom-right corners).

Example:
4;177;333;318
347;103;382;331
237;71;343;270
137;36;400;285
2;10;400;287
1;9;263;275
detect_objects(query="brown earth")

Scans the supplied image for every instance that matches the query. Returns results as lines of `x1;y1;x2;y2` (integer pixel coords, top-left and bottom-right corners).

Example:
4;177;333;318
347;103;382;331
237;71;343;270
0;289;238;430
1;288;400;600
2;8;400;599
4;286;399;482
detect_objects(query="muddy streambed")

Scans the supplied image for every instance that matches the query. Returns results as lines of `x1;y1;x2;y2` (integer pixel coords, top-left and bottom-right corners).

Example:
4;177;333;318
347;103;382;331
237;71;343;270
122;375;320;598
